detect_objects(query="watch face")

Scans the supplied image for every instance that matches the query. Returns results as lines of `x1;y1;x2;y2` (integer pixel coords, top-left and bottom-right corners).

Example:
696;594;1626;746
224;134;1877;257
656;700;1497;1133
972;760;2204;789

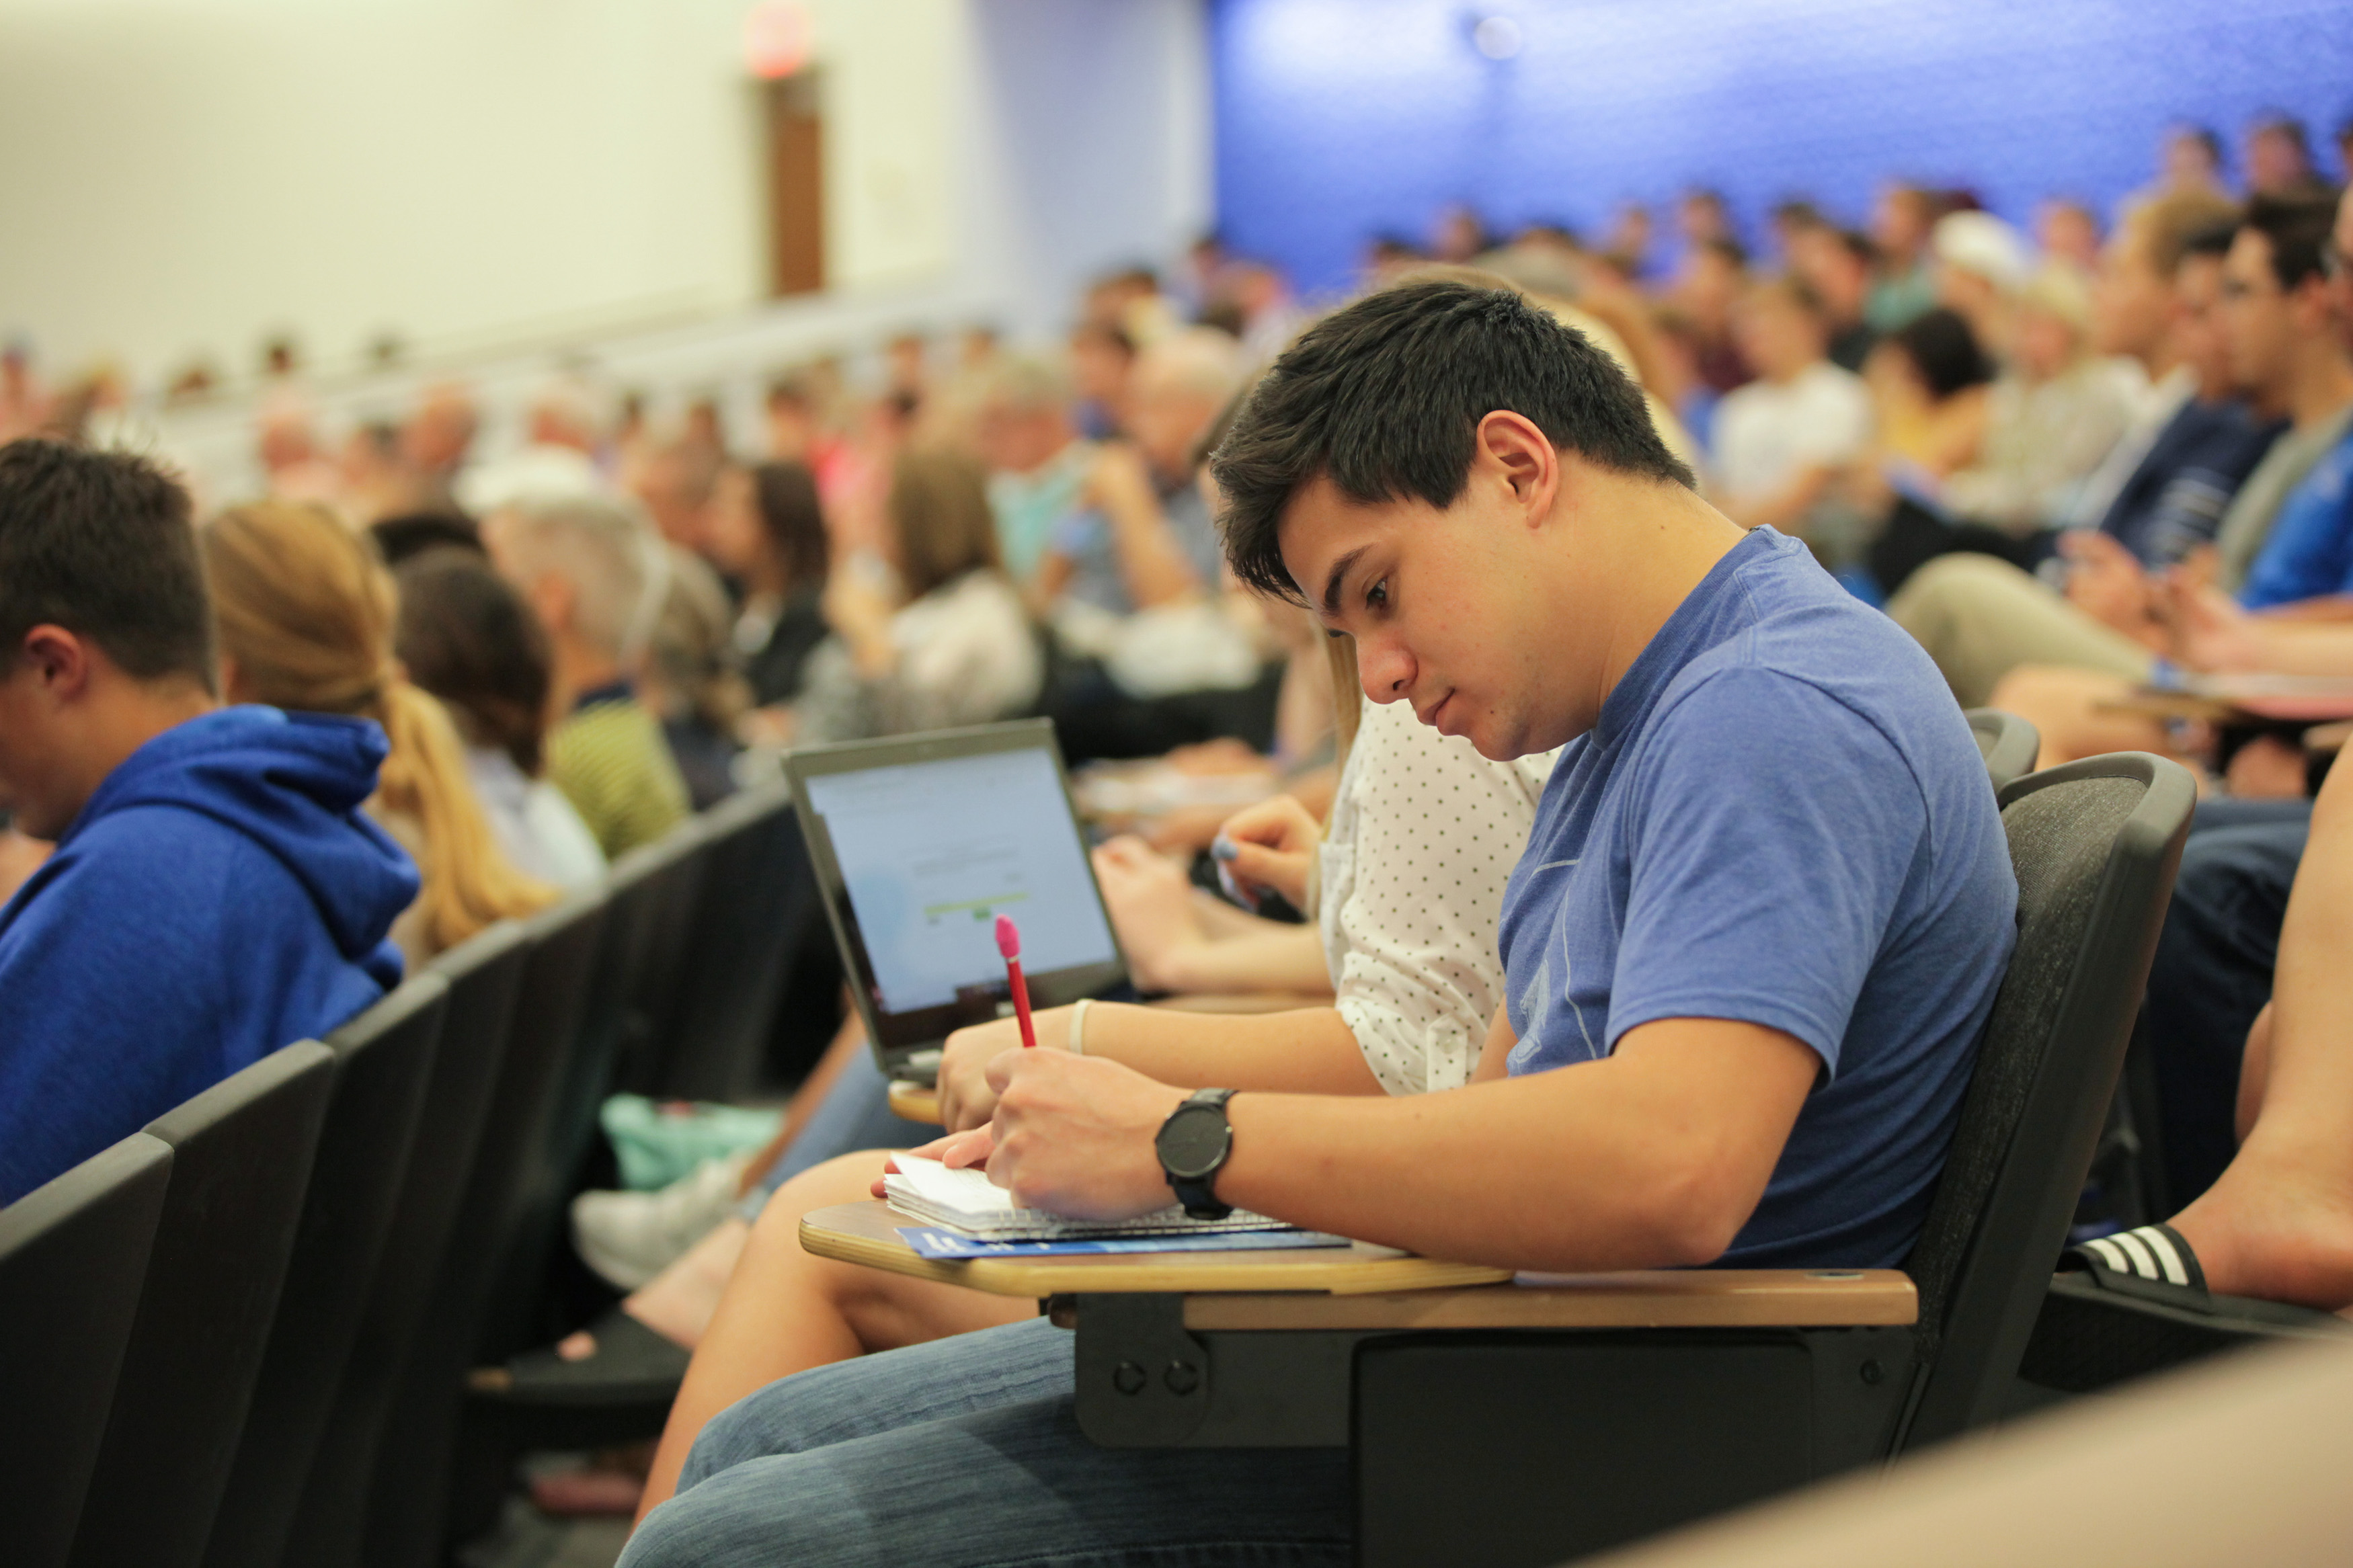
1157;1103;1230;1180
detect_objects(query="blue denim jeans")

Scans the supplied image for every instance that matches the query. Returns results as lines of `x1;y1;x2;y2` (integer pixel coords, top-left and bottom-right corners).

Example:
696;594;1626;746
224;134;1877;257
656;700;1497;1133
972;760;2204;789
2143;798;2311;1206
621;1317;1351;1567
735;1048;942;1224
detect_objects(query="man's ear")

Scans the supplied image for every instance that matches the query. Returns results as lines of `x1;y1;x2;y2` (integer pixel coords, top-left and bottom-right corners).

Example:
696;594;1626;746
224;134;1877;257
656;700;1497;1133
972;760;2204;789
1474;411;1560;522
17;625;93;704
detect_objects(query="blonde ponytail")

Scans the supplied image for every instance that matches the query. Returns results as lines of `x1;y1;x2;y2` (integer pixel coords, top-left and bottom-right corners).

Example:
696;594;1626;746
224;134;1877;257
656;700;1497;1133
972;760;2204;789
203;500;556;956
374;679;555;952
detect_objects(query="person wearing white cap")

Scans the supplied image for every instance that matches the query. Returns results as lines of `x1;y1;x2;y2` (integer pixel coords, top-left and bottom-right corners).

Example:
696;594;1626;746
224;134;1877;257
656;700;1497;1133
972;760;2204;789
1931;208;2033;362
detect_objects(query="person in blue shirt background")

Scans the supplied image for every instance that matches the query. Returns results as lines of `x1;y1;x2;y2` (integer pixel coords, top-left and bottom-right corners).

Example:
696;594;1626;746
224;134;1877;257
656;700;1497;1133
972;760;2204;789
0;438;414;1205
622;277;2018;1568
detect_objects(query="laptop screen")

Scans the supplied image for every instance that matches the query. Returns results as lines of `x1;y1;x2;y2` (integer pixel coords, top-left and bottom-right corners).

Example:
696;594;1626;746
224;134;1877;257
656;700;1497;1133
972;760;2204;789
791;723;1128;1057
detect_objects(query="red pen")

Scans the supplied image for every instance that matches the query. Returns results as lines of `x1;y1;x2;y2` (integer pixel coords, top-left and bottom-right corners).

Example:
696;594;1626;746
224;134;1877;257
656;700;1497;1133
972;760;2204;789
995;913;1037;1048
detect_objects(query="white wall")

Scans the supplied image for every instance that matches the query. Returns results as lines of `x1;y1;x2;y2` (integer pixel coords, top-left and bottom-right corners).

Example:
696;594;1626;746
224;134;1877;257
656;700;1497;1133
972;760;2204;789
0;0;1209;394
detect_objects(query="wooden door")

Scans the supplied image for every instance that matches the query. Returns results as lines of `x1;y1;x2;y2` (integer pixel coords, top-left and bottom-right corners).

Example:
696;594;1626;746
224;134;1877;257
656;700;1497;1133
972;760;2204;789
765;71;824;297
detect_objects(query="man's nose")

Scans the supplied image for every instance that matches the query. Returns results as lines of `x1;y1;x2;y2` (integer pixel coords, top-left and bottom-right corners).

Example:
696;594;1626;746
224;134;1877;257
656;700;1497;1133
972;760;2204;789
1357;638;1413;702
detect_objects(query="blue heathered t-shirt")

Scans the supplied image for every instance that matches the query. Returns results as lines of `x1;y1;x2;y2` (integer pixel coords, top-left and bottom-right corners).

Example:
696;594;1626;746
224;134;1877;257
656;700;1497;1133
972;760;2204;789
1500;527;2018;1269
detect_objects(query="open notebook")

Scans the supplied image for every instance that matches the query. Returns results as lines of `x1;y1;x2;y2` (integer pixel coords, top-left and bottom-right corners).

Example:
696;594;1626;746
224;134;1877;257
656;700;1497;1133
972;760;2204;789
882;1155;1308;1242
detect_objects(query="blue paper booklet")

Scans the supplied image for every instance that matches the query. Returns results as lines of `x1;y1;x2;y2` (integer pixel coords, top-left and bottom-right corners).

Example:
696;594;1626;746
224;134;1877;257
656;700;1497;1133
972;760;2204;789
897;1225;1353;1260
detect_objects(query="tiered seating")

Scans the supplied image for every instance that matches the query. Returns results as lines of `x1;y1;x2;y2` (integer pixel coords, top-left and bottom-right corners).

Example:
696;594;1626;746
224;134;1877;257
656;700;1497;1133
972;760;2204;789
5;784;811;1568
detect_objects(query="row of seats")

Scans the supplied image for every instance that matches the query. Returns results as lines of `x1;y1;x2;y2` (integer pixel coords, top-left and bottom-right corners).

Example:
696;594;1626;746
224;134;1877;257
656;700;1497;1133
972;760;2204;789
0;779;813;1568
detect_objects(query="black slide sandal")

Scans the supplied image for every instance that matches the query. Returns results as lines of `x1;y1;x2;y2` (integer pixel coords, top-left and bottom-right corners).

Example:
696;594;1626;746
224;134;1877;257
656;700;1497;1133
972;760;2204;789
2067;1222;2207;1297
2025;1223;2351;1395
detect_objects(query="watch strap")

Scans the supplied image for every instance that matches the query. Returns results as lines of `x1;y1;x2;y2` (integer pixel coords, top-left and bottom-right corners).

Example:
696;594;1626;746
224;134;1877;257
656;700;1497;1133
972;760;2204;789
1160;1087;1238;1221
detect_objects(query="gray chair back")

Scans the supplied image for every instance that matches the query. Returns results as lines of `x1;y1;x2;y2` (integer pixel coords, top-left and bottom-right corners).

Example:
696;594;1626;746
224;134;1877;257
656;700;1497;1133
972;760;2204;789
362;890;606;1568
280;920;530;1568
202;975;450;1568
1964;707;2040;794
0;1134;173;1568
1899;753;2194;1448
651;782;814;1099
69;1041;337;1568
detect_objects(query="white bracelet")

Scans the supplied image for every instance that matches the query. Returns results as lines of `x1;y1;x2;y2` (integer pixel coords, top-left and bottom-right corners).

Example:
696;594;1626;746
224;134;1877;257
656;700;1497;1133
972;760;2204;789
1068;997;1092;1057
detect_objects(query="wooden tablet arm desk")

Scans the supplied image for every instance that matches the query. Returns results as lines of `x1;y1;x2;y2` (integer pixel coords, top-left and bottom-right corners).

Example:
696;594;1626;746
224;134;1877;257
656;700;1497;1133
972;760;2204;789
802;1200;1918;1454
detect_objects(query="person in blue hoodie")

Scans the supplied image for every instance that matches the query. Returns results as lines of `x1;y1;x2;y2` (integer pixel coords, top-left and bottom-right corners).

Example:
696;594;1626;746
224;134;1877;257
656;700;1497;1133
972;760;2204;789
0;439;418;1204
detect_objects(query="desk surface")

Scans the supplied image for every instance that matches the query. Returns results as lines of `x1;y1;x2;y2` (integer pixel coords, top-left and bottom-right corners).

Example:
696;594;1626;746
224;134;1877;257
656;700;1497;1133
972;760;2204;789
801;1200;1513;1296
886;1079;940;1124
801;1201;1917;1327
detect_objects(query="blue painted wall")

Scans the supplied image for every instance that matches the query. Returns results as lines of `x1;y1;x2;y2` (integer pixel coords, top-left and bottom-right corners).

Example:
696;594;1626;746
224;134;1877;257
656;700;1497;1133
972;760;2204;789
1210;0;2353;296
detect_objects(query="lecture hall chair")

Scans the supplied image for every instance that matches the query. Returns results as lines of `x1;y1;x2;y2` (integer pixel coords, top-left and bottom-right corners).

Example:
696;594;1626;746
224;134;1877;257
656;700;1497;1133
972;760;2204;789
645;780;817;1100
362;889;608;1568
1964;706;2038;794
67;1040;337;1568
0;1132;173;1568
277;918;532;1568
808;752;2198;1568
604;819;713;1098
200;973;450;1568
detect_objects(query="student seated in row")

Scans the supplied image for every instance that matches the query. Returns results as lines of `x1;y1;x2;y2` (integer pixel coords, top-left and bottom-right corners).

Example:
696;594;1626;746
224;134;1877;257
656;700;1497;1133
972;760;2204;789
0;441;414;1204
612;639;1562;1523
621;279;2018;1565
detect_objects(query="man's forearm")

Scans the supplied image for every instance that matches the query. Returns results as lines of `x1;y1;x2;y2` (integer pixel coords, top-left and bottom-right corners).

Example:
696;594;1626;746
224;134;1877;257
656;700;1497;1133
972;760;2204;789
2247;620;2353;677
1209;1024;1814;1272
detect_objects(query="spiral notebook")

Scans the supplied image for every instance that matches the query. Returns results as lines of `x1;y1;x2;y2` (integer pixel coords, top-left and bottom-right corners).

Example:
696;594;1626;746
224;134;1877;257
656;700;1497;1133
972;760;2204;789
881;1155;1323;1243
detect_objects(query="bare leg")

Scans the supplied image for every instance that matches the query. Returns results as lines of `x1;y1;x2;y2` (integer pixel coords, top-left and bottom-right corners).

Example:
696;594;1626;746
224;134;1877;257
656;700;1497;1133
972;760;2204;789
634;1151;1035;1522
1987;665;2173;770
2235;1004;2276;1147
735;999;867;1199
2171;763;2353;1309
553;1007;870;1362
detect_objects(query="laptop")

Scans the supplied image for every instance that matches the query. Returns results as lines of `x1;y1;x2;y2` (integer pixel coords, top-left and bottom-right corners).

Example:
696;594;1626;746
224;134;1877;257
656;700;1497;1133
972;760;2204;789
785;719;1131;1087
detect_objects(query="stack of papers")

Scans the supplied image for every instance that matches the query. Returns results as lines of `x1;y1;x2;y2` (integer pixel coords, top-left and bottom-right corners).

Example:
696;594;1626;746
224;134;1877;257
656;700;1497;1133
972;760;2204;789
881;1155;1317;1243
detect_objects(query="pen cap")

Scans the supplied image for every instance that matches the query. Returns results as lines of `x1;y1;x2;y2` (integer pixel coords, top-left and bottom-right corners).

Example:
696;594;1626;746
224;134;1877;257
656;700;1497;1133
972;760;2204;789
994;913;1021;960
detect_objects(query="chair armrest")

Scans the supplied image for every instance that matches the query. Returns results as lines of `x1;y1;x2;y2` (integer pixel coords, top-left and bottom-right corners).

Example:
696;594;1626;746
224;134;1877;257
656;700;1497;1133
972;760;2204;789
885;1081;939;1124
1183;1270;1916;1331
799;1200;1511;1296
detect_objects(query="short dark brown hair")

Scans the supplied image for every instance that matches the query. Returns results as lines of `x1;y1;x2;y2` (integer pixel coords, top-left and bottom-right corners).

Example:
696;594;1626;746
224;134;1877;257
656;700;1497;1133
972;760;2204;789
2242;192;2342;292
1208;279;1693;605
0;438;214;691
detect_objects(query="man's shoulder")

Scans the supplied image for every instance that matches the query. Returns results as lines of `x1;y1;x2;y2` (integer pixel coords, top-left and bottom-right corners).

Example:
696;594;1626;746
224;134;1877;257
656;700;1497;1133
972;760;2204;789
1661;585;1954;783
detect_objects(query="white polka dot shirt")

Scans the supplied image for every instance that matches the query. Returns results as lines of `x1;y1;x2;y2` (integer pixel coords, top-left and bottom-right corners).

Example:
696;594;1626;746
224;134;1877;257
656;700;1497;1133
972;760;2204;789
1318;694;1557;1097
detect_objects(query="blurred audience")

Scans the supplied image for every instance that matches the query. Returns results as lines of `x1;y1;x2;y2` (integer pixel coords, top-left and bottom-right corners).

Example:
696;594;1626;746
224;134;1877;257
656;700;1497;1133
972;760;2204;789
781;449;1041;747
483;491;690;858
707;461;832;712
394;546;606;889
1712;275;1874;548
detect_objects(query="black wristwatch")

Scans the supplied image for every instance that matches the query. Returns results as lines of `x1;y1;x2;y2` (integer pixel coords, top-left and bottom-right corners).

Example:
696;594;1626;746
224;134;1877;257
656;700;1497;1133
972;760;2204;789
1156;1088;1238;1220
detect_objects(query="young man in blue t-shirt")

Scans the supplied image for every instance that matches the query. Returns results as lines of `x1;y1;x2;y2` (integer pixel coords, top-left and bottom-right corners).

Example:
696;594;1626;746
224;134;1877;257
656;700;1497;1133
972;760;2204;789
622;279;2018;1567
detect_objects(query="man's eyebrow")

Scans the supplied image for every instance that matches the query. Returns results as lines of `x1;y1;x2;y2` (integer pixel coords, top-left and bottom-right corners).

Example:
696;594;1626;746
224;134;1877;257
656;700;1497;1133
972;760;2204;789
1321;546;1369;617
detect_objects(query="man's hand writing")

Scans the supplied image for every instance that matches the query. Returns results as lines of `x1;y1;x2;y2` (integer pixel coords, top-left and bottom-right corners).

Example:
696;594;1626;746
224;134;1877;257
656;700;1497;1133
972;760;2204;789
870;1126;995;1198
982;1050;1189;1219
